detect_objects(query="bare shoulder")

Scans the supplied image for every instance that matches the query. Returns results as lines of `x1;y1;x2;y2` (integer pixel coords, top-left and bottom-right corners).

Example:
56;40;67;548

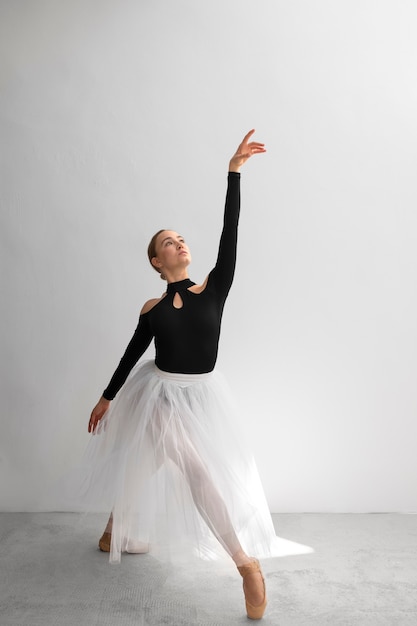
188;276;209;294
140;294;166;315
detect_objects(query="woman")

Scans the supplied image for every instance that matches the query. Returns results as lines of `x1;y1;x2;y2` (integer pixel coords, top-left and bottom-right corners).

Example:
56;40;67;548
87;130;271;619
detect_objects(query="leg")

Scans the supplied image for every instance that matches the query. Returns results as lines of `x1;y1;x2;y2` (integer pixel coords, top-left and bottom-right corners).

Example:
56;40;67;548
164;427;242;557
162;427;266;617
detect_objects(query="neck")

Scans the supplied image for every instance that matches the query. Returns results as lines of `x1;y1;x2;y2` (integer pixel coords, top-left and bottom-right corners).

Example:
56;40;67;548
164;270;190;284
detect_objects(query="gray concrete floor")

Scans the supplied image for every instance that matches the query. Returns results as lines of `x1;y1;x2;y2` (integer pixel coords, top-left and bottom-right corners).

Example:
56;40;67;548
0;513;416;626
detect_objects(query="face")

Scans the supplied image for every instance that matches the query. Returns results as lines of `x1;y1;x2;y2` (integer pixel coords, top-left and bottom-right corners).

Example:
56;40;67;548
152;230;191;273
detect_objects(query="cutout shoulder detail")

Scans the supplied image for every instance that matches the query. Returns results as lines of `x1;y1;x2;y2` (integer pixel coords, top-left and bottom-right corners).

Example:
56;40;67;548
187;275;209;294
140;295;166;315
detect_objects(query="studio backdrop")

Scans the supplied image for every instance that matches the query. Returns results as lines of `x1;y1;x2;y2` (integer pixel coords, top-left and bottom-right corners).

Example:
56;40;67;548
1;0;417;513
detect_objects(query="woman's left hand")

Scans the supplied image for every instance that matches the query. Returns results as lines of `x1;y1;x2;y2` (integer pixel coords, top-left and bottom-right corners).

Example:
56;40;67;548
229;129;266;172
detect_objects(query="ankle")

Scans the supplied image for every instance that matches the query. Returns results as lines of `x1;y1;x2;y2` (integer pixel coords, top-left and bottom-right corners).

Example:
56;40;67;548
232;550;252;567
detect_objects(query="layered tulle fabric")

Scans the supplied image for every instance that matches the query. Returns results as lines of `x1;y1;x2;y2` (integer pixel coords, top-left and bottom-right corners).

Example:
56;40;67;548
72;360;312;563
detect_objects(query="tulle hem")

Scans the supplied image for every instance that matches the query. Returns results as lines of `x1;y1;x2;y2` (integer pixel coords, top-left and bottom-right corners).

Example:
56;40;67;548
64;360;313;563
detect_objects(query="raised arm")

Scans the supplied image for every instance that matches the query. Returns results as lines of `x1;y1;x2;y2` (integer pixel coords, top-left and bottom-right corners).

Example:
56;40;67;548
210;130;266;296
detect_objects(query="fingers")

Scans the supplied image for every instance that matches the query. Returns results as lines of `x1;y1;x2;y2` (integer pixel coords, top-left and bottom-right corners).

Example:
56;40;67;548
236;145;266;160
88;411;102;433
239;129;266;157
88;418;100;434
241;130;266;149
242;129;256;143
88;410;95;433
248;144;266;153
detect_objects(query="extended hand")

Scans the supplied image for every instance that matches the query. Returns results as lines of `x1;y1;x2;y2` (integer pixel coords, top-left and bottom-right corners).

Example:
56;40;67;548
88;396;111;433
229;129;266;172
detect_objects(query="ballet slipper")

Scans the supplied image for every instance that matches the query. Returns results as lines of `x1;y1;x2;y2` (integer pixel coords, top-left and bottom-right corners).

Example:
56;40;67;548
98;531;149;554
98;531;111;552
237;558;267;620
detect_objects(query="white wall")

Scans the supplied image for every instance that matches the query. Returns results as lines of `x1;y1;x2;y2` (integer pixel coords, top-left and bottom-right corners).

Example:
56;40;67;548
1;0;417;512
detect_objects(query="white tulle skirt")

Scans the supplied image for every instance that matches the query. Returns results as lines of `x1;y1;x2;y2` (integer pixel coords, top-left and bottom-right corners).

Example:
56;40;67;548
73;360;312;564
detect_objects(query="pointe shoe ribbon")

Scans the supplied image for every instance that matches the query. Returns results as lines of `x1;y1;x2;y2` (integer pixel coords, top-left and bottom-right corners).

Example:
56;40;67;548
237;558;267;620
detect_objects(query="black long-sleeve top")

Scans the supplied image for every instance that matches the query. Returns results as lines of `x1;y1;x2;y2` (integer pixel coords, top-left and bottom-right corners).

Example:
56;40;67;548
102;171;241;400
